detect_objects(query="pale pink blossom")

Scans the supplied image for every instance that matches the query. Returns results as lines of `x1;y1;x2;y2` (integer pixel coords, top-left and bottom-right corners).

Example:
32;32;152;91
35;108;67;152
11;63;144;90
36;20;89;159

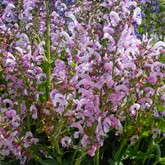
61;136;71;148
132;7;142;25
110;11;120;26
87;145;97;157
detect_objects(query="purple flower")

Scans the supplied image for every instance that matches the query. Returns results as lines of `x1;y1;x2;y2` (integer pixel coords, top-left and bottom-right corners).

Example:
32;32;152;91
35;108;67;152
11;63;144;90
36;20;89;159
130;135;139;145
152;41;165;50
61;136;71;148
152;128;160;139
16;33;30;47
108;92;124;106
103;26;115;35
23;131;38;148
36;73;46;84
87;145;97;157
138;0;147;4
81;134;89;147
76;79;95;89
3;99;14;108
7;130;18;145
70;122;84;138
30;105;37;119
110;11;120;26
52;59;67;82
30;138;39;144
11;115;20;127
123;63;136;71
129;103;140;116
108;116;117;127
138;98;153;110
144;87;155;97
18;7;33;22
147;73;157;84
0;84;6;89
2;3;16;22
52;93;68;113
5;110;16;118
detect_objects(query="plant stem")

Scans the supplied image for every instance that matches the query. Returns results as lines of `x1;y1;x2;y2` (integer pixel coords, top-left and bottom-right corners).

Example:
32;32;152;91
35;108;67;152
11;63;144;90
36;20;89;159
156;144;161;162
94;147;100;165
114;138;127;163
75;158;82;165
45;0;51;100
71;142;81;164
55;139;63;164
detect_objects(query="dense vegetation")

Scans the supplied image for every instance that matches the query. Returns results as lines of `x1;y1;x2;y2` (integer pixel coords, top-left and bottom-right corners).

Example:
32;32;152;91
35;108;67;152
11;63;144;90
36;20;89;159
0;0;165;164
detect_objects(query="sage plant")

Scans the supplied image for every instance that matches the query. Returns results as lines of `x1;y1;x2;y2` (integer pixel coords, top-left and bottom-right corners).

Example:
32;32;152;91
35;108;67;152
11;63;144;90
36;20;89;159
0;0;165;164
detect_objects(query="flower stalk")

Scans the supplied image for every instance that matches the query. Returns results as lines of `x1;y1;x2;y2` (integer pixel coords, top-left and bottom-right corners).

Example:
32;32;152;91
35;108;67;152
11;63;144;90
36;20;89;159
94;147;100;165
45;0;51;100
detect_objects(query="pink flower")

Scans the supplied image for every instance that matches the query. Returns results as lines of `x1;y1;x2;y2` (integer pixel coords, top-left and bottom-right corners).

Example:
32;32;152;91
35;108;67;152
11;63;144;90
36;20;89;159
115;85;129;95
52;59;67;82
24;132;32;139
0;84;6;89
71;122;84;138
152;128;160;139
65;12;78;25
5;110;16;118
2;3;16;22
11;116;20;127
53;94;65;107
76;79;95;89
130;135;139;145
138;98;153;110
16;33;30;47
115;120;123;135
129;103;140;116
3;99;14;108
152;41;165;50
23;132;32;148
60;31;72;43
103;26;115;35
50;89;59;100
87;145;97;157
61;136;71;148
7;130;18;145
30;138;39;144
147;73;157;84
110;11;120;26
18;7;33;22
30;105;37;119
109;115;118;127
108;92;124;106
161;93;165;102
144;87;155;97
123;63;136;71
81;134;89;147
36;73;46;84
132;7;142;25
101;0;113;7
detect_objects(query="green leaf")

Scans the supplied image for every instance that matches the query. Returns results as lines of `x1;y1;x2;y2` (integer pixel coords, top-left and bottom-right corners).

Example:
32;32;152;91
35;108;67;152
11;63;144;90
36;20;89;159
108;159;115;165
0;160;19;165
71;60;76;67
157;104;165;112
159;157;165;163
125;151;154;160
38;159;60;165
108;159;123;165
141;131;150;137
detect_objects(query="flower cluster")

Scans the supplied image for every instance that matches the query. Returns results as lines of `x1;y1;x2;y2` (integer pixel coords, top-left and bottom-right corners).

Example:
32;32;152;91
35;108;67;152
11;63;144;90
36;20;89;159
0;0;165;164
138;0;165;41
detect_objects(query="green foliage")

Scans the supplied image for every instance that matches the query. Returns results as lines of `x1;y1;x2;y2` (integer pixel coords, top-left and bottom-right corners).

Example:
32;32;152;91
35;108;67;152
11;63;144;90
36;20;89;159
138;0;165;41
